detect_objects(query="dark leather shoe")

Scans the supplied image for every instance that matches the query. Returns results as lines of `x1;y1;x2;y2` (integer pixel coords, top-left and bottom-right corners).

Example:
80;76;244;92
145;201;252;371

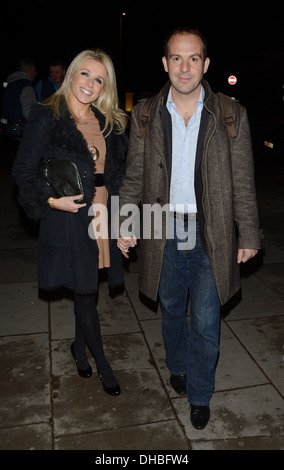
170;374;187;395
99;373;121;396
190;405;210;430
70;343;92;378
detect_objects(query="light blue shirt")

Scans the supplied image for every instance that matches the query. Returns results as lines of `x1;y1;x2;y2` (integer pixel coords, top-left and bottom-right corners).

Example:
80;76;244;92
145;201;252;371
166;86;204;214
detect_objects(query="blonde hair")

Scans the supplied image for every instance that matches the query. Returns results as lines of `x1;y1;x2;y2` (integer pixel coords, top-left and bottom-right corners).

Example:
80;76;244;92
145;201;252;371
45;49;127;135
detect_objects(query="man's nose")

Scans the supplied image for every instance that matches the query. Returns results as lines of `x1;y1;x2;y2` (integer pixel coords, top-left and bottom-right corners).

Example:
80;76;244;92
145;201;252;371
180;60;190;72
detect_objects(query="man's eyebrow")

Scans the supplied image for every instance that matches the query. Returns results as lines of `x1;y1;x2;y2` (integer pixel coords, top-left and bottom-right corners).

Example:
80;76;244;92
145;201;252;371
169;53;202;58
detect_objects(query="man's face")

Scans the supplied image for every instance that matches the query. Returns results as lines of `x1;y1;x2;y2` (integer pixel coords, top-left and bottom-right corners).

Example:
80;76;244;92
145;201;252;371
49;65;66;85
162;33;210;97
27;64;37;82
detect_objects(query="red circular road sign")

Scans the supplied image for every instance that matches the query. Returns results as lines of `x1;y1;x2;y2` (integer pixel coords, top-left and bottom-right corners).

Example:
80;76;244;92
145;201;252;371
228;75;237;85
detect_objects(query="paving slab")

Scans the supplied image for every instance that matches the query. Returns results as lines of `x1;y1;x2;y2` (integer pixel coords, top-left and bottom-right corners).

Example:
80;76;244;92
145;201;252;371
172;385;284;445
54;420;190;450
255;263;284;300
0;334;51;429
0;423;52;450
228;316;284;396
52;369;175;437
0;282;48;335
222;274;284;320
261;237;284;262
191;435;284;450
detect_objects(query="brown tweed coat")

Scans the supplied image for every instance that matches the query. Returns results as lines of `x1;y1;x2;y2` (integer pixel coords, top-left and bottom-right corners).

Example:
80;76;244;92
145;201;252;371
119;80;262;305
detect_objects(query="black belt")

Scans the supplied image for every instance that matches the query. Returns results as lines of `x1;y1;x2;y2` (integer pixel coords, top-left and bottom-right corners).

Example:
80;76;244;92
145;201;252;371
94;173;105;187
173;212;198;221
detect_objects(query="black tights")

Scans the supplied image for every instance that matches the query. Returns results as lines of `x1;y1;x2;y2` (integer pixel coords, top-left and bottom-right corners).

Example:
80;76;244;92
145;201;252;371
73;292;117;387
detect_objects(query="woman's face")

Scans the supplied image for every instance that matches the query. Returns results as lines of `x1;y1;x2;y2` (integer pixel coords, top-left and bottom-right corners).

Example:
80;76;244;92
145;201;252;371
70;58;107;105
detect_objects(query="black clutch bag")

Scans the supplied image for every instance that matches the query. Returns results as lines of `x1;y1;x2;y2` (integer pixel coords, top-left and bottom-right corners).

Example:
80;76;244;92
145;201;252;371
39;158;85;203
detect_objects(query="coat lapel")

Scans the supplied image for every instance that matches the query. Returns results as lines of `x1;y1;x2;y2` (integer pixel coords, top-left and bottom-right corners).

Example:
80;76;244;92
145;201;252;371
160;104;172;182
147;82;171;177
195;107;210;175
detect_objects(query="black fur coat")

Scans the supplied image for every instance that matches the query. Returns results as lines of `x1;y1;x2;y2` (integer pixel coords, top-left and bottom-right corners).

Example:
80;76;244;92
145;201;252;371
12;103;128;294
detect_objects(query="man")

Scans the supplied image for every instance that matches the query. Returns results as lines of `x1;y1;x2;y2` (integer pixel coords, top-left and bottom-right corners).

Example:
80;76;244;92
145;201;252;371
2;58;37;135
35;59;65;101
117;27;262;430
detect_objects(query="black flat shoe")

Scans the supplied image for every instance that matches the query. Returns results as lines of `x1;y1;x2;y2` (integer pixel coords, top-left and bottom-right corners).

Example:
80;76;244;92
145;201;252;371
98;373;121;396
170;374;187;395
70;343;92;378
190;405;210;430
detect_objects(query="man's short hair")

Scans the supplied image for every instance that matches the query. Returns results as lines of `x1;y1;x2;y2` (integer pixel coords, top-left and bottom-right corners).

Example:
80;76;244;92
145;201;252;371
164;27;208;61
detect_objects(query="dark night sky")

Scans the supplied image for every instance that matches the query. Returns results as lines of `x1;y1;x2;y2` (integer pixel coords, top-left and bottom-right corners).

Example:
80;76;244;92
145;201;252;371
1;1;283;119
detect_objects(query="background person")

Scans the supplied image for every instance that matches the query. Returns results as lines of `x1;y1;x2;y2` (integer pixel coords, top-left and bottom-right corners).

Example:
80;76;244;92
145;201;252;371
2;58;37;135
35;58;66;101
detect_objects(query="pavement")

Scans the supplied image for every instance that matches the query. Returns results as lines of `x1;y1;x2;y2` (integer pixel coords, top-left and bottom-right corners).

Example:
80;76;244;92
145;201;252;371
0;134;283;452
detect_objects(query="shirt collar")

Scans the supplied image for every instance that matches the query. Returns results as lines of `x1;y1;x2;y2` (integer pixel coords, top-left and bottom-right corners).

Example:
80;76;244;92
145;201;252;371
166;85;205;113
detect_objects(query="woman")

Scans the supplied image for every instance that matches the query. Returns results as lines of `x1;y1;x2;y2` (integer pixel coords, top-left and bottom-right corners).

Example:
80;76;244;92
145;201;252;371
12;49;128;396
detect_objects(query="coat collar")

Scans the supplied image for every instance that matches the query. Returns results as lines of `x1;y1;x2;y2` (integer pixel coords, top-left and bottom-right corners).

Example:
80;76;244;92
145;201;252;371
47;103;109;169
150;80;212;179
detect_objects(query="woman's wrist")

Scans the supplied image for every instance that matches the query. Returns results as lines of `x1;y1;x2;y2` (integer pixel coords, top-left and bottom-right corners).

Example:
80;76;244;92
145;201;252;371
47;197;56;209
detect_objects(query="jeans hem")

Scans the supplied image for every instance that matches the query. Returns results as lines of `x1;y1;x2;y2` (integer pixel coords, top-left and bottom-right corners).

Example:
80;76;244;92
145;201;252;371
166;361;186;376
170;371;187;376
188;399;210;407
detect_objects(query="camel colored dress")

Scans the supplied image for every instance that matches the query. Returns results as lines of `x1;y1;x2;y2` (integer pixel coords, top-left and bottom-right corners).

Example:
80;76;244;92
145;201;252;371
77;115;110;269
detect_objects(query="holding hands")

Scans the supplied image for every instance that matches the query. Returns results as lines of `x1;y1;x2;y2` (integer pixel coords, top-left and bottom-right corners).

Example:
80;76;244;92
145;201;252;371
117;236;137;258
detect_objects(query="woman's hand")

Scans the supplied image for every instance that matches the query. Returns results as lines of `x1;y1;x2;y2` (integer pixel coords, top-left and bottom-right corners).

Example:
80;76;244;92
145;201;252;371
49;195;86;213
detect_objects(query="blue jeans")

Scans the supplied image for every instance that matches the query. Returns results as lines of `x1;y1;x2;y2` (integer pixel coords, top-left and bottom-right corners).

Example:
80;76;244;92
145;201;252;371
158;218;220;406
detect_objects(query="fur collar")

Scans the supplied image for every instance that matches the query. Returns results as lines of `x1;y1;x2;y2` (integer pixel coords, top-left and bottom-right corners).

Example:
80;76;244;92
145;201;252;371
44;104;107;169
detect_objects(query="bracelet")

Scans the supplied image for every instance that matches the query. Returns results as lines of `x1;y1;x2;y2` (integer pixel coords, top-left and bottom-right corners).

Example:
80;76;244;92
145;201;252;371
47;197;56;209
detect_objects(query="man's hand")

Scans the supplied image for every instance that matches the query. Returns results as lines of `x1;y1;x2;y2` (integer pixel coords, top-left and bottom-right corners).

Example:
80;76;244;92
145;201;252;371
237;248;258;264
